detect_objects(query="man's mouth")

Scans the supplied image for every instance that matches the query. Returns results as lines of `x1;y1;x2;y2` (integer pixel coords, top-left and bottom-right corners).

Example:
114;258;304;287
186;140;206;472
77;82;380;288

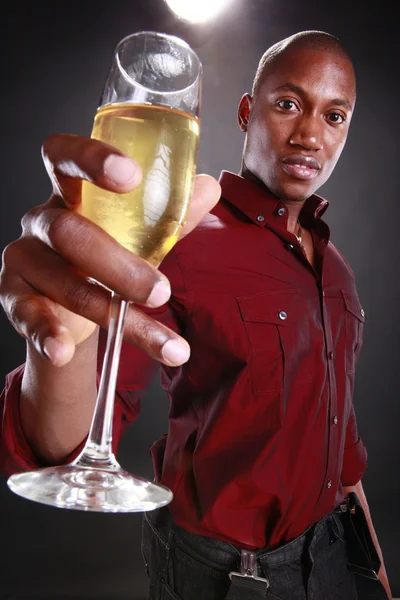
281;154;322;181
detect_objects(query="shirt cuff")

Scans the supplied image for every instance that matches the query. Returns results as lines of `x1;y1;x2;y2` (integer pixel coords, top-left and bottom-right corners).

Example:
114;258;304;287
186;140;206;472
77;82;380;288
0;364;87;477
0;364;43;476
340;437;368;486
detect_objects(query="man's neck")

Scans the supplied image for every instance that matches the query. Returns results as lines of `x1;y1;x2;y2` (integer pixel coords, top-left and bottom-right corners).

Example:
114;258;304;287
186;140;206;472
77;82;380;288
239;166;307;234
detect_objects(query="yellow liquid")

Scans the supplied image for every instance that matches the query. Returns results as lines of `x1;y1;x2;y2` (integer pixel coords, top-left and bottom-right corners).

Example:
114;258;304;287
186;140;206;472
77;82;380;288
81;103;199;265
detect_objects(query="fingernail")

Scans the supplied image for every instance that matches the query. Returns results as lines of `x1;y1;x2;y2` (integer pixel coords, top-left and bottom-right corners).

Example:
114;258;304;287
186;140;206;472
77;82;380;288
161;340;190;365
103;155;141;186
146;280;171;307
43;337;67;364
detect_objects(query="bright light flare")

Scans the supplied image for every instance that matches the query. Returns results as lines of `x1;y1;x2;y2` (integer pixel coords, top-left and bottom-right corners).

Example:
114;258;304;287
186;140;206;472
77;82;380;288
164;0;232;23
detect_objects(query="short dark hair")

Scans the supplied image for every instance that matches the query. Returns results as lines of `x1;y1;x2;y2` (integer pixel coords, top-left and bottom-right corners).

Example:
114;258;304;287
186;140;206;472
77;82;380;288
252;30;354;97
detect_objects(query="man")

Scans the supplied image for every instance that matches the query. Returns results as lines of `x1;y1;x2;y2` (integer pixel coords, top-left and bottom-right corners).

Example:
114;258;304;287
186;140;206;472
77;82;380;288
0;30;392;599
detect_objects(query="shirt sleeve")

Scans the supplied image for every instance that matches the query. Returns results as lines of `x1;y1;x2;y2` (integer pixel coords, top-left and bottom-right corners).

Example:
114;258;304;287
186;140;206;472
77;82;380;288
340;404;368;486
0;247;186;477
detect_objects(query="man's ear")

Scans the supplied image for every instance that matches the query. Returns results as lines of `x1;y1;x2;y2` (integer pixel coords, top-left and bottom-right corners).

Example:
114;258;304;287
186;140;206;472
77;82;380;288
238;93;253;132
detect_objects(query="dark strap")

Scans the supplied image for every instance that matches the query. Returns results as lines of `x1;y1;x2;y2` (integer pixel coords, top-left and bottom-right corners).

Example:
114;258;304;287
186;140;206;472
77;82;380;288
225;573;269;599
340;492;381;575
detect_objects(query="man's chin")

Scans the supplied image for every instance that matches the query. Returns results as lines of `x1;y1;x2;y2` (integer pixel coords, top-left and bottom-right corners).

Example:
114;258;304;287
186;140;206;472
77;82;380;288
274;181;318;203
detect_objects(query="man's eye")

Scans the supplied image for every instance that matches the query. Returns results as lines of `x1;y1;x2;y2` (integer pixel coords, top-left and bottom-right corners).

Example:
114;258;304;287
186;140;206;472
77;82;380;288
328;112;346;124
277;100;297;110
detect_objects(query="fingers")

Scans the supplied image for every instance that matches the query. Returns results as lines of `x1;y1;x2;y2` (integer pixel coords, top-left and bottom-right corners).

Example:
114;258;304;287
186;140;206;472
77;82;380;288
124;308;191;366
4;281;189;369
3;235;170;319
0;239;190;367
21;174;221;305
41;134;142;208
41;133;221;238
180;174;221;239
20;209;171;307
4;288;77;367
41;134;221;226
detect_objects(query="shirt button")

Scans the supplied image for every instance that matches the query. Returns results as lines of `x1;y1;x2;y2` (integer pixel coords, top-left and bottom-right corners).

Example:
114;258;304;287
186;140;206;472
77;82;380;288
327;480;332;489
257;215;265;222
286;243;294;250
278;311;288;320
329;351;334;360
277;207;286;216
361;308;365;317
333;416;338;425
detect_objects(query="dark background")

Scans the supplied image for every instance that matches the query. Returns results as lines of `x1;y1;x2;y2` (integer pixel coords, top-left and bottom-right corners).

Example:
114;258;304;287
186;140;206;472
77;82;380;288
0;1;399;598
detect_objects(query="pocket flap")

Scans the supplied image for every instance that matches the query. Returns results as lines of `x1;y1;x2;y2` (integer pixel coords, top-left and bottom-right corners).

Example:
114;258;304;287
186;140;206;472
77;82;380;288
342;290;365;323
237;289;301;325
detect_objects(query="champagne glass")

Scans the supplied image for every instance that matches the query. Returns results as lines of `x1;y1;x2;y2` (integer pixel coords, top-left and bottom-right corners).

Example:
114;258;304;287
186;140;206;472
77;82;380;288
7;31;202;512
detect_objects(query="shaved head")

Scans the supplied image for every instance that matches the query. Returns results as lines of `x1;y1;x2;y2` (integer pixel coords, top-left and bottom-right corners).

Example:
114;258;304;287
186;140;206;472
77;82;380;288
252;30;355;98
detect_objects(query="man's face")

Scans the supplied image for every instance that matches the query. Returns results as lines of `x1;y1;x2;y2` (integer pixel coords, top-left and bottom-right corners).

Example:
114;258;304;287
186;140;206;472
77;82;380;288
240;47;356;201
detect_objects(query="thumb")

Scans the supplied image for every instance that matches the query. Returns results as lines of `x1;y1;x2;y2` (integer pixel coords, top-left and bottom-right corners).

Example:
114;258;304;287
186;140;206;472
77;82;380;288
180;175;221;239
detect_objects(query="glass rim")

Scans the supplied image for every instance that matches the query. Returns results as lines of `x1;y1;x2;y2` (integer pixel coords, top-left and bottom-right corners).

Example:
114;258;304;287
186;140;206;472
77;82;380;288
115;30;202;96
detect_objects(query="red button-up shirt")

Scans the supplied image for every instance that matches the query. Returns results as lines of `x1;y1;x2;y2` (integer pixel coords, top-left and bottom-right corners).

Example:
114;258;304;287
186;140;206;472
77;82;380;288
0;171;367;550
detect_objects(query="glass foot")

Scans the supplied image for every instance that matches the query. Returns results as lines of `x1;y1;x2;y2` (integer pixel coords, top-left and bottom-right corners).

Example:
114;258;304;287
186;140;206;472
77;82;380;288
7;465;173;512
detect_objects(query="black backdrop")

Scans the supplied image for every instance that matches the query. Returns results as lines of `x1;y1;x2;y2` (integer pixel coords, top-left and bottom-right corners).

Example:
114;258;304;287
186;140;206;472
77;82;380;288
0;1;399;598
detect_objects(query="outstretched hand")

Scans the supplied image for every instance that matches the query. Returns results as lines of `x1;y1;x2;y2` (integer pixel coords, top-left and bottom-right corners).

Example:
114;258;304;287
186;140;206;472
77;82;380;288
0;134;221;367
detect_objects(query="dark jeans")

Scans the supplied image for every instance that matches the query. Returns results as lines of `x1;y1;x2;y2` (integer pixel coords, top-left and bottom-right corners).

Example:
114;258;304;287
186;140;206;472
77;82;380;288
140;505;358;600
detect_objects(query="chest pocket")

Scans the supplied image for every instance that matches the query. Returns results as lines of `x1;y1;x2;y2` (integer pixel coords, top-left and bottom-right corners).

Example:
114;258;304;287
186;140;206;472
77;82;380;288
342;290;365;374
237;289;312;396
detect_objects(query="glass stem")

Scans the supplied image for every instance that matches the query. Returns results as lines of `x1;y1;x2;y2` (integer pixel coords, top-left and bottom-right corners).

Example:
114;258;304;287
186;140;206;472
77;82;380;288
72;292;129;470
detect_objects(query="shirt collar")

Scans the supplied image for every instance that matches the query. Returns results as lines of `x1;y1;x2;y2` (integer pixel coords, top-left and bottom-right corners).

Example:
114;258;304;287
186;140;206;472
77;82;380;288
218;170;329;227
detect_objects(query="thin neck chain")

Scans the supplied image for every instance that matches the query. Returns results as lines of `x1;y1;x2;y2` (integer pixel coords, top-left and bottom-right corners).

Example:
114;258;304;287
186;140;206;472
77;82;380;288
295;220;312;264
295;219;303;245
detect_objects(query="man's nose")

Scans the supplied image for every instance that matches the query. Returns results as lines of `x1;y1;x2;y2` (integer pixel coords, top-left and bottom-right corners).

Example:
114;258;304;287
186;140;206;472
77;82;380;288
289;116;324;151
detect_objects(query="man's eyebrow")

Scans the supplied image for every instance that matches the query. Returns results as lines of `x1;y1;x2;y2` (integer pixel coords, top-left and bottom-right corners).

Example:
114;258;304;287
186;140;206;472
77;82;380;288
273;83;305;96
272;83;353;111
330;97;353;111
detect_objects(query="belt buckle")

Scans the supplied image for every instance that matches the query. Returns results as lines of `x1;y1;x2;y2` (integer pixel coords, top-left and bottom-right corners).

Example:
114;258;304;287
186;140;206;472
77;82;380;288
228;549;269;586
